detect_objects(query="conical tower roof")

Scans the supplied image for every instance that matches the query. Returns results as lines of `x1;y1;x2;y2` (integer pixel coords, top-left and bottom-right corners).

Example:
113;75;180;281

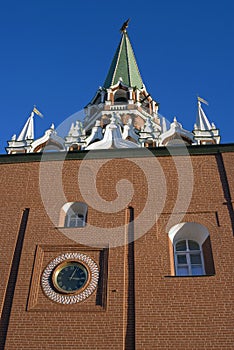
103;26;144;90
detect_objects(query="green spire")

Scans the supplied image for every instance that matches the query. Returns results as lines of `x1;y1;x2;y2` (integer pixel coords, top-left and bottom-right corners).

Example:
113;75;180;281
103;29;144;90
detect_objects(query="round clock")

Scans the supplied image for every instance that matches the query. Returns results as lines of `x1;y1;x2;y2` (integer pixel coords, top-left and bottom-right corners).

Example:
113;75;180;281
52;261;89;294
41;253;99;304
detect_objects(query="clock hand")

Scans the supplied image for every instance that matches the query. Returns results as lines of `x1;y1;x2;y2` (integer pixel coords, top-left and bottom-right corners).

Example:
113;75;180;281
69;268;77;280
72;277;84;281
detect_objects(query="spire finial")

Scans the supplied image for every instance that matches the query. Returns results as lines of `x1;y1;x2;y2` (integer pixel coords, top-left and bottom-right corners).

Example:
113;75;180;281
197;96;209;106
103;18;143;89
120;18;130;33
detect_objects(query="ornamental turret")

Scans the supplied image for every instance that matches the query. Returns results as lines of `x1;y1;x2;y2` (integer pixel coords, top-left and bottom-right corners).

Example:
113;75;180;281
193;97;220;145
6;110;35;154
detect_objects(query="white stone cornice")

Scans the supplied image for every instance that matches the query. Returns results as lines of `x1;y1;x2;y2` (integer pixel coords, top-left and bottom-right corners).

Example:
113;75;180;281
160;117;194;146
30;125;65;152
85;113;139;150
85;120;103;148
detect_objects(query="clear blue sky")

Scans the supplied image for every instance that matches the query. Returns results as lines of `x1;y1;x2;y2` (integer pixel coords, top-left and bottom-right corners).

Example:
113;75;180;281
0;0;233;153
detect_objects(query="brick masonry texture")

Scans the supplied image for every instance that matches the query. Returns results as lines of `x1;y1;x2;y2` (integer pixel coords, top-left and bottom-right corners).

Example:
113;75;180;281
0;149;233;349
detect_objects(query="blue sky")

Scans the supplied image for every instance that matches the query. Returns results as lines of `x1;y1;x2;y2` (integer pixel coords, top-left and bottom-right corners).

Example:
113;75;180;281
0;0;233;153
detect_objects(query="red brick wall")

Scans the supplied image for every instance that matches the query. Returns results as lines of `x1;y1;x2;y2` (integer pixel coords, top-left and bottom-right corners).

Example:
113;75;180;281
0;150;233;349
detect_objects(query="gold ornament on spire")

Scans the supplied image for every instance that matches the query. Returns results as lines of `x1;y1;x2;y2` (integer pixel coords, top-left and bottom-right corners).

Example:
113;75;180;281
120;18;130;33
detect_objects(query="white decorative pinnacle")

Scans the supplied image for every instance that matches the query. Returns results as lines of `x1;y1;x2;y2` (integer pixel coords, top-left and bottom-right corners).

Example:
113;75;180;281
17;111;34;141
143;117;154;133
139;117;160;143
68;121;83;137
160;117;168;134
195;101;212;131
122;118;138;142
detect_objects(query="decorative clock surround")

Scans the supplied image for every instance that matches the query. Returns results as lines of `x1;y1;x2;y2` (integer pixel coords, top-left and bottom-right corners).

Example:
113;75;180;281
41;253;99;304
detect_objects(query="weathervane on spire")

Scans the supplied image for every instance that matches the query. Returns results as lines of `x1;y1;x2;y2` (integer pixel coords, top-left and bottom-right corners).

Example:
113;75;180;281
120;18;130;33
33;105;44;118
197;96;209;106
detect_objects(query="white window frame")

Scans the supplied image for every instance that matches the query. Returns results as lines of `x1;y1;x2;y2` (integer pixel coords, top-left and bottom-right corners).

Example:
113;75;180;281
168;222;210;277
174;239;205;276
66;213;85;228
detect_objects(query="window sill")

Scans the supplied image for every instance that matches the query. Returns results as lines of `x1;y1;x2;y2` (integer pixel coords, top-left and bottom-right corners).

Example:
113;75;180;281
164;274;215;278
55;226;86;229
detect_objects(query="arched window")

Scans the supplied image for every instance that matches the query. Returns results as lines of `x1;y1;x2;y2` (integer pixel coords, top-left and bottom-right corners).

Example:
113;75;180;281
168;222;215;276
114;89;128;103
175;239;204;276
59;202;88;228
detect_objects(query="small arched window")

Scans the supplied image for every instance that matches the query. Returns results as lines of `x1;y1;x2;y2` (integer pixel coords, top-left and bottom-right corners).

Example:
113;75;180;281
168;222;215;277
175;239;204;276
59;202;88;228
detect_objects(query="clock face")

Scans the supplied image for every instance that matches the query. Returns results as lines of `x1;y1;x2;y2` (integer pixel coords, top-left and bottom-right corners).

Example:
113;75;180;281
53;261;88;294
42;253;99;304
